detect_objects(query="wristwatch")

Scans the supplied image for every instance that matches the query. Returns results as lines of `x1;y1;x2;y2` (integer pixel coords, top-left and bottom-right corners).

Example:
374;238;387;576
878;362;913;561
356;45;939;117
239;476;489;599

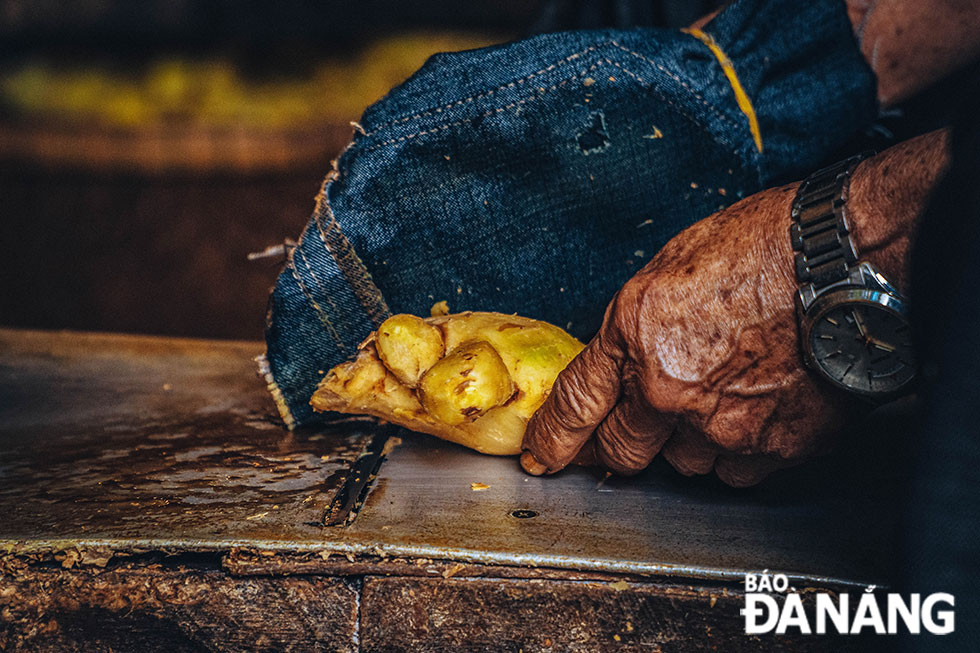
791;154;916;399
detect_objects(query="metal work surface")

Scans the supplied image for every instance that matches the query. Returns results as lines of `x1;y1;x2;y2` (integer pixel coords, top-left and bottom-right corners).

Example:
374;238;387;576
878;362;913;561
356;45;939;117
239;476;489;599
0;328;905;587
335;429;903;586
0;329;373;546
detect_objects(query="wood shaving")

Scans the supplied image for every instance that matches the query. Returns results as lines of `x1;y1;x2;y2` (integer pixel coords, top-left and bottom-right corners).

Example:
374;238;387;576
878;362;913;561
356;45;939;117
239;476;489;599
381;436;403;457
441;563;466;579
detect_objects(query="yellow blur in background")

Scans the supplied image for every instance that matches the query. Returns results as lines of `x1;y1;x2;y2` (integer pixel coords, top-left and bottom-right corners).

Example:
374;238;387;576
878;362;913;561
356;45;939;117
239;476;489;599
0;32;498;129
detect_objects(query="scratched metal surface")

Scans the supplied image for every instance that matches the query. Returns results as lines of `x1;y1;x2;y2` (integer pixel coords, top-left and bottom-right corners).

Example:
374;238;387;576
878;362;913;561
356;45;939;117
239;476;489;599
0;328;373;545
331;425;907;586
0;329;907;587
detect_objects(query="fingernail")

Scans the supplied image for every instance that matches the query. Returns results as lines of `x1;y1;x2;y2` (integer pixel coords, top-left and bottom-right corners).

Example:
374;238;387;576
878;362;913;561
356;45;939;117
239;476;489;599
521;451;548;476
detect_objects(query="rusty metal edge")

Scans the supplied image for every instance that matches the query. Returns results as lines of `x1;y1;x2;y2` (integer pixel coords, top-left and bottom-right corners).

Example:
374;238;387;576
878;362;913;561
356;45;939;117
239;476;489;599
0;538;881;590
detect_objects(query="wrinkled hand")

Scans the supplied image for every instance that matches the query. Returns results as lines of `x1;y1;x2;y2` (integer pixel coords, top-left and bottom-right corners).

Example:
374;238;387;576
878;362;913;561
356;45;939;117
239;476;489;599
521;183;865;487
521;130;948;487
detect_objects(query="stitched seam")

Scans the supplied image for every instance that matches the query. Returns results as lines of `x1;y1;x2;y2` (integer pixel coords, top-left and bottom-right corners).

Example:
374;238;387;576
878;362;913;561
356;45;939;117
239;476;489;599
363;43;605;136
362;39;746;154
608;40;744;137
611;40;762;183
363;58;742;155
313;161;391;328
362;60;608;152
294;244;351;341
600;57;715;136
285;255;349;356
311;135;392;329
313;202;391;327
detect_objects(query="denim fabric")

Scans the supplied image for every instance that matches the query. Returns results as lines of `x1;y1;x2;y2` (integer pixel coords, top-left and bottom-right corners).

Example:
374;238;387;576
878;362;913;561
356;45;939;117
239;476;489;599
263;0;876;426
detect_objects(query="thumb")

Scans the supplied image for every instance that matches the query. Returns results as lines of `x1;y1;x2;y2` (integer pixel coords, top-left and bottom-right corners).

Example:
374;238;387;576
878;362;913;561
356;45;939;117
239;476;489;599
522;327;624;474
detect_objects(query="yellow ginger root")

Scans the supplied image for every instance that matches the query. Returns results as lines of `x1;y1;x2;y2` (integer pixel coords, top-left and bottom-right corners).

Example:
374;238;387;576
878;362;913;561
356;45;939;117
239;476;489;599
310;311;584;455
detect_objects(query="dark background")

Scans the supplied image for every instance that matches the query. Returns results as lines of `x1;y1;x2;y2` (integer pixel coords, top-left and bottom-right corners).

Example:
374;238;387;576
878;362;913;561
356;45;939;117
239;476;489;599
0;0;720;341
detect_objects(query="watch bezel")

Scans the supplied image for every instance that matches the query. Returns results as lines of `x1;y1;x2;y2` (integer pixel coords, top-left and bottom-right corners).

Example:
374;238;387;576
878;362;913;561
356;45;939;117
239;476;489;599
799;287;914;399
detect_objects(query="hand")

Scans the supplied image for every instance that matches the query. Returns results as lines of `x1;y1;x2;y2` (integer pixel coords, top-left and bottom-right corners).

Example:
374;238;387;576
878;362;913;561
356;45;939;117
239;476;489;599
845;0;980;106
521;183;859;486
522;130;950;487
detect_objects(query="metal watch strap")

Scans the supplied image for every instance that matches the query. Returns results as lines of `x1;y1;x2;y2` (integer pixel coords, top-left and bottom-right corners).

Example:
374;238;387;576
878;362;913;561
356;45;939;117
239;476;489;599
790;154;870;291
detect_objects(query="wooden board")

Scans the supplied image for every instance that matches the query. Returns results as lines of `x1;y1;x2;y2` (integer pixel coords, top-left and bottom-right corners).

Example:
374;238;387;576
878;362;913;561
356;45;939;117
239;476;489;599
1;567;358;651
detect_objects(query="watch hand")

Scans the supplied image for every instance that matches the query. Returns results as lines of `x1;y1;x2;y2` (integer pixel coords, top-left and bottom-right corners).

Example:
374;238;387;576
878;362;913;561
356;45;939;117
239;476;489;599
852;308;869;340
871;340;896;353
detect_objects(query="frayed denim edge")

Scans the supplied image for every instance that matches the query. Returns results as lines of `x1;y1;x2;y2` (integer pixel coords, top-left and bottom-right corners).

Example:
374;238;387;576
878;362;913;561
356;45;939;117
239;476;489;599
312;163;392;328
261;135;393;429
256;353;296;429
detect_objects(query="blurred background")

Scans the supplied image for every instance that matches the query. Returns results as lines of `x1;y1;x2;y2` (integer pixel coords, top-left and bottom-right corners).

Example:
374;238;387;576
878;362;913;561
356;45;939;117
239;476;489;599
0;0;719;340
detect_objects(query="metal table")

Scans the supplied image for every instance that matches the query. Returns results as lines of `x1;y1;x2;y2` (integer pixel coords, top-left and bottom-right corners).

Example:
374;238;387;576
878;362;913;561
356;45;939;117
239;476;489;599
0;328;908;651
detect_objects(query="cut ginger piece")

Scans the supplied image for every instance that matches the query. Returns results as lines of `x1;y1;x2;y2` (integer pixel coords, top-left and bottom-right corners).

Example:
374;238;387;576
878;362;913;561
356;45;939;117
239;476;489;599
310;311;585;455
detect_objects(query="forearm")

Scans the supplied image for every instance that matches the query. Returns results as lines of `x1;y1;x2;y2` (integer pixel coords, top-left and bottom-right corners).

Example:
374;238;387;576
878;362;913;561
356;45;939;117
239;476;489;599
847;129;952;292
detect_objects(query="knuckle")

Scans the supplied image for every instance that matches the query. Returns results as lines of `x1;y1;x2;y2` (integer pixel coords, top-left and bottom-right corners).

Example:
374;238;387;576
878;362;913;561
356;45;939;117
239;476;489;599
704;395;778;453
550;370;605;432
714;462;757;488
523;410;565;465
663;449;699;476
614;276;660;333
596;444;647;476
714;456;773;488
663;444;714;476
595;424;656;476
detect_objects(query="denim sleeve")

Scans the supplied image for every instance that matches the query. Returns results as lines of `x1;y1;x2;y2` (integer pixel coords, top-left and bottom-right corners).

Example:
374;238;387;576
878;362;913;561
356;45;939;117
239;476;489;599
262;0;877;427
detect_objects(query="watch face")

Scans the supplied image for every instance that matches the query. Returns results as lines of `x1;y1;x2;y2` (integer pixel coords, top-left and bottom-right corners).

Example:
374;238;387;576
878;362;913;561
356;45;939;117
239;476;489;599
805;291;915;397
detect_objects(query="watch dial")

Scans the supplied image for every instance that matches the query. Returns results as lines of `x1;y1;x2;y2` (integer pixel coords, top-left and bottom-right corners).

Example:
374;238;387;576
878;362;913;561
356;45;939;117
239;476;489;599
809;300;916;396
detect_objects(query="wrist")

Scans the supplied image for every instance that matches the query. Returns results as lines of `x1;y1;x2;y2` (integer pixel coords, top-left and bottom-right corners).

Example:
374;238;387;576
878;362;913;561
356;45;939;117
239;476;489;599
842;130;951;291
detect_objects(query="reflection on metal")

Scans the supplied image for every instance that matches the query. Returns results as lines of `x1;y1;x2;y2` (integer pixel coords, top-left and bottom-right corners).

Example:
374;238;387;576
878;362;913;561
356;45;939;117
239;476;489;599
323;429;392;526
0;329;375;545
1;329;909;590
320;430;905;589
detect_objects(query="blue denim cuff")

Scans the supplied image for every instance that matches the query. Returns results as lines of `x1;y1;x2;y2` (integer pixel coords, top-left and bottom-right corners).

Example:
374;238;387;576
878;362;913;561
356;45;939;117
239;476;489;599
263;0;878;427
692;0;878;181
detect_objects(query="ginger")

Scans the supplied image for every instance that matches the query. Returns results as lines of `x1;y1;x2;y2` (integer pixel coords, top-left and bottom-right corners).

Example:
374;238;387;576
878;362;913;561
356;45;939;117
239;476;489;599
310;312;584;455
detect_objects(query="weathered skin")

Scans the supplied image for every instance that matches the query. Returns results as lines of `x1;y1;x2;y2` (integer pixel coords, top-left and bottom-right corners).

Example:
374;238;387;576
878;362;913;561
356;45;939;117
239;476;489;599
846;0;980;107
311;311;584;455
522;130;950;486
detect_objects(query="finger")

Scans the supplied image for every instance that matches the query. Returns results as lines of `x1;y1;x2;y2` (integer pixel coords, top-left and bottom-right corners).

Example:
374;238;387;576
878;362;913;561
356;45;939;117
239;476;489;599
593;393;674;475
522;329;624;474
661;424;719;476
519;451;548;475
714;454;792;488
523;435;597;474
571;438;597;467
